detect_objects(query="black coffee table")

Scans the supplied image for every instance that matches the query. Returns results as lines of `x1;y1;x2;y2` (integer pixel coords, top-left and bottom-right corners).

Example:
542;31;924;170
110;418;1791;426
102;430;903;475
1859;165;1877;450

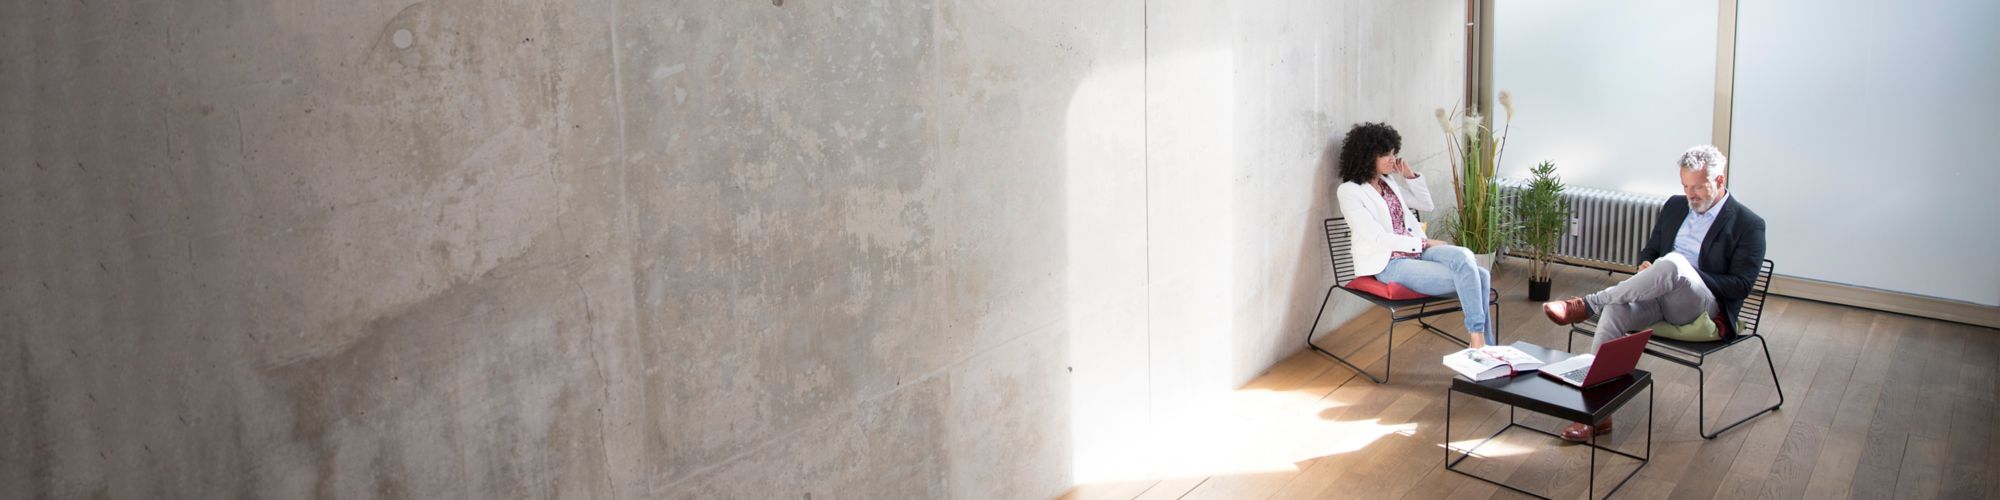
1445;342;1653;499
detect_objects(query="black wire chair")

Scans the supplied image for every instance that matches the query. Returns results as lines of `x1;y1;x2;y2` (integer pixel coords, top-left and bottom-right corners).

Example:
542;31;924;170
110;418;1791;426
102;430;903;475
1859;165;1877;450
1303;217;1499;383
1567;259;1782;439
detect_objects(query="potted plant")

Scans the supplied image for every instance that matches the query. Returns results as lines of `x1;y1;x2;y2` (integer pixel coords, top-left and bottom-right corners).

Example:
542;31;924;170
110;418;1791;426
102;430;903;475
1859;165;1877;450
1517;160;1570;301
1432;92;1519;268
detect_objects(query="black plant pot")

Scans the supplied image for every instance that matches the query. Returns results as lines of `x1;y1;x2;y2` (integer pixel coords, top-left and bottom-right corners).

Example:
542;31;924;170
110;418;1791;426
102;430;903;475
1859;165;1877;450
1528;278;1553;302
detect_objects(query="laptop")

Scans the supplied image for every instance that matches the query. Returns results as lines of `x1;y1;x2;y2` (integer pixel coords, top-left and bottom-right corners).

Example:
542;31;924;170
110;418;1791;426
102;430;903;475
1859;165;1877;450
1539;329;1653;388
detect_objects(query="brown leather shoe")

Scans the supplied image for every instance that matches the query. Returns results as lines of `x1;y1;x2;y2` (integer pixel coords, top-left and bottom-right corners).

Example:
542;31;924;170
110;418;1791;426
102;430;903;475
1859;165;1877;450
1543;297;1592;325
1560;419;1614;443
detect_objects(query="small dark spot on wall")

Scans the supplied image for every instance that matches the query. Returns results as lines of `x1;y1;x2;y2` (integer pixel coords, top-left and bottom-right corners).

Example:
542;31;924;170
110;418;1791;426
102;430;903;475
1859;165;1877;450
773;0;782;5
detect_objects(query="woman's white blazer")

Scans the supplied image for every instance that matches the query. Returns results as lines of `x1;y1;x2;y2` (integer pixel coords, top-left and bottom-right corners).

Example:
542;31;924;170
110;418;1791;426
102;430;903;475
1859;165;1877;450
1334;174;1435;277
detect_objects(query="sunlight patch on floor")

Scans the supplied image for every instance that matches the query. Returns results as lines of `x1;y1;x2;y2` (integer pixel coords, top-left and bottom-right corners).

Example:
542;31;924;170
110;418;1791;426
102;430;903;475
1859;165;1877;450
1095;386;1418;483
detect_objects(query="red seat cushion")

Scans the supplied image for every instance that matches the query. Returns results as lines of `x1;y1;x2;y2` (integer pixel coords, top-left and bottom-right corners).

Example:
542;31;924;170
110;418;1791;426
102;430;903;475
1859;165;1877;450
1344;276;1431;300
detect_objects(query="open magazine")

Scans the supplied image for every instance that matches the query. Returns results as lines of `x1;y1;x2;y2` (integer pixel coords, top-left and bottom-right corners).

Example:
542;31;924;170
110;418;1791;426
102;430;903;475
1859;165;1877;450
1441;343;1547;381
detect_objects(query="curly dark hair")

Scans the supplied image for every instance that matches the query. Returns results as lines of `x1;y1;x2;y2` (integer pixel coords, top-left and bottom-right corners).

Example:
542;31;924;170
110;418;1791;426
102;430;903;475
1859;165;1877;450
1338;122;1401;185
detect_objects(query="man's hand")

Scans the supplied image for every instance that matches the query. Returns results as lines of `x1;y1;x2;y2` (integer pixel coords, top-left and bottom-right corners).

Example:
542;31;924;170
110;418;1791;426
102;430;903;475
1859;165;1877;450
1638;260;1652;272
1393;158;1418;179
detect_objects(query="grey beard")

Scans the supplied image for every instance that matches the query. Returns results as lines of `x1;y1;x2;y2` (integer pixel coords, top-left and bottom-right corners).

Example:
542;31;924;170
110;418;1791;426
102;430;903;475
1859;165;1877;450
1689;198;1715;214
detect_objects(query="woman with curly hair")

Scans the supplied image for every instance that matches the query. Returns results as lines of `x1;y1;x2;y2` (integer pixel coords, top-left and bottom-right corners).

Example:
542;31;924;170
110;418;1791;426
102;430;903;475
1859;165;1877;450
1334;122;1496;347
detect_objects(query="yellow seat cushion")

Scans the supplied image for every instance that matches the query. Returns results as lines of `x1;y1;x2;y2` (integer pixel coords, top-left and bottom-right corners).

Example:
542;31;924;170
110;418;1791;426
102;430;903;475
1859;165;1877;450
1646;312;1725;342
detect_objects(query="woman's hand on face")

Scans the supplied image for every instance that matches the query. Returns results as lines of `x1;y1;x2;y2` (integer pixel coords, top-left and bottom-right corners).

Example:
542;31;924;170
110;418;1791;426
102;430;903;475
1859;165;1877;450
1394;158;1418;179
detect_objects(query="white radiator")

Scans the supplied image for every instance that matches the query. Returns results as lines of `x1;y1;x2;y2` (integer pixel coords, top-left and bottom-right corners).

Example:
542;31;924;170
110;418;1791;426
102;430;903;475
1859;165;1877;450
1496;178;1669;268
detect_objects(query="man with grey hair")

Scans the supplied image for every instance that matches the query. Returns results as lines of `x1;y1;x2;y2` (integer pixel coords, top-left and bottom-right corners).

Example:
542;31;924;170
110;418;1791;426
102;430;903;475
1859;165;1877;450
1540;144;1768;442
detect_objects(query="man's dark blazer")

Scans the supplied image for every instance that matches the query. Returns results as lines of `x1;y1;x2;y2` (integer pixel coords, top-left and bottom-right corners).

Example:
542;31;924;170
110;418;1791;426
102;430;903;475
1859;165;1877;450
1637;195;1768;334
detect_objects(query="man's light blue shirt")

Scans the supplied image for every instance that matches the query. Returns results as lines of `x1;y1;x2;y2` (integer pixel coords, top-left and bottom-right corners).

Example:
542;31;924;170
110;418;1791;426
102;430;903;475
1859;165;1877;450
1672;192;1730;264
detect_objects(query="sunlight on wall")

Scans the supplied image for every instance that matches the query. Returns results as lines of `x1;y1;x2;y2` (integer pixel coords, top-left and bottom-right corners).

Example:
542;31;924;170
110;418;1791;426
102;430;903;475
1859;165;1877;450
1063;44;1246;484
1140;44;1237;442
1065;56;1151;484
1065;47;1438;485
1064;0;1468;487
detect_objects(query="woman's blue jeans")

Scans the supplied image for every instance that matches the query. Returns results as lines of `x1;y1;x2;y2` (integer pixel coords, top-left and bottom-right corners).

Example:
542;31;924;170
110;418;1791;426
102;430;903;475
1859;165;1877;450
1373;245;1495;344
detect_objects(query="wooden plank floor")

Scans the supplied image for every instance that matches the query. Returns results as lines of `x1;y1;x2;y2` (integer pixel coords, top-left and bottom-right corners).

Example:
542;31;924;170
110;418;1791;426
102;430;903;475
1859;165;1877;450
1062;261;1999;500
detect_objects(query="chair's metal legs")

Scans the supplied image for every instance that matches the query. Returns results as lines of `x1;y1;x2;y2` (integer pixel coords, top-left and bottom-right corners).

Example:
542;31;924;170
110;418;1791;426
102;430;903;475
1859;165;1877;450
1417;290;1499;348
1697;334;1785;439
1489;288;1501;345
1697;365;1707;435
1305;286;1389;384
1570;328;1784;439
1306;286;1335;344
1305;287;1498;384
1415;316;1466;347
1384;321;1394;382
1762;334;1786;406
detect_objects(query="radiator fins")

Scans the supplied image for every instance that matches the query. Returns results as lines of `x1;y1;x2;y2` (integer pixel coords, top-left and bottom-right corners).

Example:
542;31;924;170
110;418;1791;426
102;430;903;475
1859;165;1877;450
1496;178;1669;268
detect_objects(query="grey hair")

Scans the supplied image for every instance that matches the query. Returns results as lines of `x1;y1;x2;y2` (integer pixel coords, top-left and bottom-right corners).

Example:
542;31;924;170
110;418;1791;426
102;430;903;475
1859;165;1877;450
1679;145;1727;179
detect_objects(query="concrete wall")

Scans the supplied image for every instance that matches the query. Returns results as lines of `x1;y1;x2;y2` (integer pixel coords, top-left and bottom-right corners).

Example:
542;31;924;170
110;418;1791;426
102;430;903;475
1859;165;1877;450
0;0;1460;497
